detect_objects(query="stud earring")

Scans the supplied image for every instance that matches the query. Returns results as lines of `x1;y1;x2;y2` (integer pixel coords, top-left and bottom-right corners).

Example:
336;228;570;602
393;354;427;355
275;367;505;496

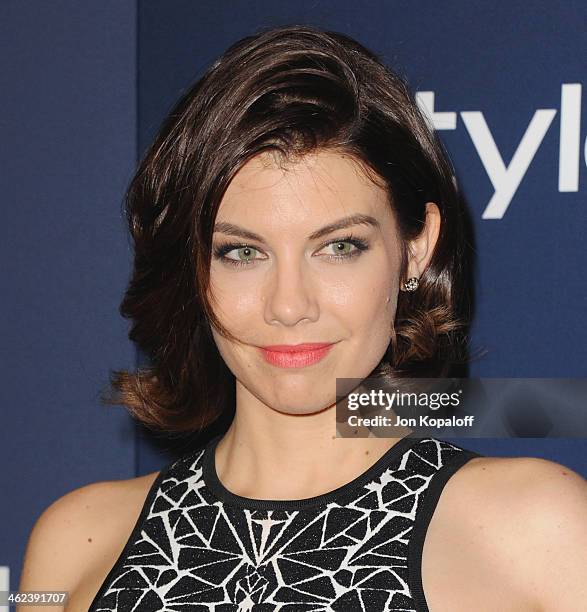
403;277;419;292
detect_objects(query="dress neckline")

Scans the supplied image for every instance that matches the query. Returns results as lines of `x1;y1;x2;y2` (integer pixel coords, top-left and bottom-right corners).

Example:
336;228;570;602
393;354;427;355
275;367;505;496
201;431;424;511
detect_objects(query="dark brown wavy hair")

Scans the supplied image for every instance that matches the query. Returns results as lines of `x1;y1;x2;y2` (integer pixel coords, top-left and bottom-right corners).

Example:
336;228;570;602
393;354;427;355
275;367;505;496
102;24;477;434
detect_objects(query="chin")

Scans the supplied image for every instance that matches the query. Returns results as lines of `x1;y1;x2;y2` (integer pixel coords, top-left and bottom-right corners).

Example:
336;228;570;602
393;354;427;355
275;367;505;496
263;387;337;415
272;402;335;416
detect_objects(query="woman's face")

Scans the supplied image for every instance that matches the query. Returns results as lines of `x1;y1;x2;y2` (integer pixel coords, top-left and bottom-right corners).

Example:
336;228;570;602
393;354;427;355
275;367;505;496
209;149;403;415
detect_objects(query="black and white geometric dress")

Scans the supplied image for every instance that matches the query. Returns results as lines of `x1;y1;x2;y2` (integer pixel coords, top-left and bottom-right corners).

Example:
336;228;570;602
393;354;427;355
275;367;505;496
89;433;481;611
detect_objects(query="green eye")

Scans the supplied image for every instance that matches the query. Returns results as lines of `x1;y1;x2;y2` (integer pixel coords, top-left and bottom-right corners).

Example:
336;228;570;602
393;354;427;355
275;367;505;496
330;241;354;255
228;246;258;263
213;234;370;269
213;242;263;268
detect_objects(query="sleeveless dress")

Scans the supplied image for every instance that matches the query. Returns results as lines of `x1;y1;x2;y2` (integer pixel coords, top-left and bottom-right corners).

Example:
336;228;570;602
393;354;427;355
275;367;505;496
89;433;482;612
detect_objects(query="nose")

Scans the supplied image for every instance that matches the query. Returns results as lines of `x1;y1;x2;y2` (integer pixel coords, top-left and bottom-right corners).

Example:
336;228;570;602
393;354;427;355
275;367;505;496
263;255;320;327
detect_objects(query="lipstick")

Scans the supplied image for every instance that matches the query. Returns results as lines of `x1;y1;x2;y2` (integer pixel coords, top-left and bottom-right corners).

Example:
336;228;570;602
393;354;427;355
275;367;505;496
259;343;335;368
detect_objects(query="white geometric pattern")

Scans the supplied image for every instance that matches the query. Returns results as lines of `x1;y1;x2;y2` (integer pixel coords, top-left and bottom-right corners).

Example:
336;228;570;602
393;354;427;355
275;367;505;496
89;436;479;611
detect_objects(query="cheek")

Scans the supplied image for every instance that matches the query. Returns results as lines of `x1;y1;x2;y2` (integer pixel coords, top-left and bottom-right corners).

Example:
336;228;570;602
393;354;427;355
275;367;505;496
209;271;259;328
323;256;399;319
325;274;396;303
231;291;259;322
321;278;361;306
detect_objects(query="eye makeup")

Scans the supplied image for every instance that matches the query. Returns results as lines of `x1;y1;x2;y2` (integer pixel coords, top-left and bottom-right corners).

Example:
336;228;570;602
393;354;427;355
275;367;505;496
212;233;371;268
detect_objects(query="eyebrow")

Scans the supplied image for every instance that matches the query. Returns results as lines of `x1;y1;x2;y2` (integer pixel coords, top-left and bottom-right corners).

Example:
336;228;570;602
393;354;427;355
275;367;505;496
213;213;380;242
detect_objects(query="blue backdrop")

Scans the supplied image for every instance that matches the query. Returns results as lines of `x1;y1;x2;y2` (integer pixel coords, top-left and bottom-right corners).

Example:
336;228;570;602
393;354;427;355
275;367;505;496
2;0;585;596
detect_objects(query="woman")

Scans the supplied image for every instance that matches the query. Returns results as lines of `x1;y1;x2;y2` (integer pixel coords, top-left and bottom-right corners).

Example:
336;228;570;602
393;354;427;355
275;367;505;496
19;25;587;611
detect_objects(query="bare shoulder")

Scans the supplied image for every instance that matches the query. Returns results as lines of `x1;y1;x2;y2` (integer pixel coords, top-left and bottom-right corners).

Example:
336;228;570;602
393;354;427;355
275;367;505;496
451;453;587;520
18;471;160;611
429;454;587;610
442;453;586;504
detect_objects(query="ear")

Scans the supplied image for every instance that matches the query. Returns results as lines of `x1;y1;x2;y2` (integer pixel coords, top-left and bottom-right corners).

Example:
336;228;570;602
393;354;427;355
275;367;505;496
405;202;441;279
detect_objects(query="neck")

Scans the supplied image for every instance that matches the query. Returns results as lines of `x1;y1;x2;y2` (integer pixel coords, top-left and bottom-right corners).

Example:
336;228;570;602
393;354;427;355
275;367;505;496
212;396;410;501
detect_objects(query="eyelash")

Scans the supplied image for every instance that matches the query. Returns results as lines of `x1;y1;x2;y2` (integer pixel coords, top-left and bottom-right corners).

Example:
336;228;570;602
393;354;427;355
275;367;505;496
212;234;370;268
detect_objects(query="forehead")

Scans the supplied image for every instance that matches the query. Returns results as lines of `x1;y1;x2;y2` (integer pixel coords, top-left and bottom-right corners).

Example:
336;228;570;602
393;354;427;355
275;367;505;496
217;150;392;226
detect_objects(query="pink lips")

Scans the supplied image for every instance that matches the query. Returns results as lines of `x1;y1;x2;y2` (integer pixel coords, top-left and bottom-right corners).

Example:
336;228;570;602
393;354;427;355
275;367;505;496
259;343;335;368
